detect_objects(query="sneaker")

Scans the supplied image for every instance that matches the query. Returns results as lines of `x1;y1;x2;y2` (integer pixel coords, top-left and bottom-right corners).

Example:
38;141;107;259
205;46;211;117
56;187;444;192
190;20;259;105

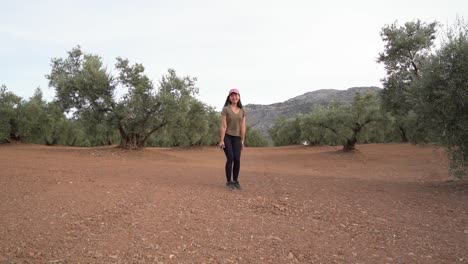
226;181;235;190
233;181;241;190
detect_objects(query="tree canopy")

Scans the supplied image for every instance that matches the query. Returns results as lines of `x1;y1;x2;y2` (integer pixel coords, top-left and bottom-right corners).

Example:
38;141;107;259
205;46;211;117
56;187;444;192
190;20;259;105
379;18;468;178
46;46;200;149
378;20;438;142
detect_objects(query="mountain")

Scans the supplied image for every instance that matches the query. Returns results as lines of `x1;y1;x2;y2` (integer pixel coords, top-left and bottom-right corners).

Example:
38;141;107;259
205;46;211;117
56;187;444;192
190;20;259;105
245;86;382;138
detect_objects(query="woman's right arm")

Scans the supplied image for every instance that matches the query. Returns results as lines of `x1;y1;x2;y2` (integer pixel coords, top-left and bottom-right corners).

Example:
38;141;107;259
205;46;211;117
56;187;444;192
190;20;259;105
219;114;227;148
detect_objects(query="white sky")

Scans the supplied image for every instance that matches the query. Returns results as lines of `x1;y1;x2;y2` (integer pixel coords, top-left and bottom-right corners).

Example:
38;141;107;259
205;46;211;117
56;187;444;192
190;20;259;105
1;0;466;110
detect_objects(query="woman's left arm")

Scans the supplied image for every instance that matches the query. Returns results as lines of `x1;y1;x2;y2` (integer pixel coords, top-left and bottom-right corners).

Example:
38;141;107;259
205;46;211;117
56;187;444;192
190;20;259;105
241;115;246;149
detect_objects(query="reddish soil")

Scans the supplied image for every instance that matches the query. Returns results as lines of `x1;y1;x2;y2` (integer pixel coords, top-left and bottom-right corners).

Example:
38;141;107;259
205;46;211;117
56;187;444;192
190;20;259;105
0;143;467;264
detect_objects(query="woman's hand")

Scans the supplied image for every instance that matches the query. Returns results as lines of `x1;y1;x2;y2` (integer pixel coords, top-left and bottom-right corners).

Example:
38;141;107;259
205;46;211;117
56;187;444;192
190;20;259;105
218;142;225;149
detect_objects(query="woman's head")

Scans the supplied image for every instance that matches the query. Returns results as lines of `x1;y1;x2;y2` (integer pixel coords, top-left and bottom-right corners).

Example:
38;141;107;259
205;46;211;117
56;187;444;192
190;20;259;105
224;88;243;108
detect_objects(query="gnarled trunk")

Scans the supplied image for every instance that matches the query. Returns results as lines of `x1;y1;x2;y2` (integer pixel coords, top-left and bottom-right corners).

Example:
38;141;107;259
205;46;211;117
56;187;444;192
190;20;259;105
117;120;168;150
119;132;145;150
343;137;357;151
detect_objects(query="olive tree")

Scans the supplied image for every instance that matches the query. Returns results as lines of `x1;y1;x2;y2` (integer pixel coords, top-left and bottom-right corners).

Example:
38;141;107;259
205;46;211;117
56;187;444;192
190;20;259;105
378;20;437;142
47;46;197;149
0;85;21;143
245;127;269;147
269;116;302;146
414;19;468;178
306;93;383;151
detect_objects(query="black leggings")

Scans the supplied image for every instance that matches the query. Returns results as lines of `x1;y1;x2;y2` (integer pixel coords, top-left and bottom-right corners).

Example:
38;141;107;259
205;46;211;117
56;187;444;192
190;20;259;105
223;134;242;182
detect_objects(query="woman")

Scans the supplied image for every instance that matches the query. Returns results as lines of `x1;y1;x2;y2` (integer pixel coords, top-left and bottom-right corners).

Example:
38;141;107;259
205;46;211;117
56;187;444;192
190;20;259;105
219;88;247;190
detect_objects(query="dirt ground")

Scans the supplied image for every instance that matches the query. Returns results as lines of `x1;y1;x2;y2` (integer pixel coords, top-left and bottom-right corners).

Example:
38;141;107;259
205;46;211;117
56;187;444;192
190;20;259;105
0;143;467;264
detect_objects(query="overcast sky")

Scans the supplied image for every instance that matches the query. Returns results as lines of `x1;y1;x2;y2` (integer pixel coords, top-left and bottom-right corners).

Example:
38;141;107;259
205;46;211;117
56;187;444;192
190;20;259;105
1;0;466;110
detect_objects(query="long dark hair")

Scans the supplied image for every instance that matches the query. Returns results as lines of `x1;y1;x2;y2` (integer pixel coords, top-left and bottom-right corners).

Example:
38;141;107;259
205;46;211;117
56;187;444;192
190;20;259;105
223;95;243;108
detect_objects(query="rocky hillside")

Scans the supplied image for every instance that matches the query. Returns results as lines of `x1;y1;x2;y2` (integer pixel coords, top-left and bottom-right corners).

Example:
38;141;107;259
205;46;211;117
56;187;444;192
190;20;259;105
245;86;381;138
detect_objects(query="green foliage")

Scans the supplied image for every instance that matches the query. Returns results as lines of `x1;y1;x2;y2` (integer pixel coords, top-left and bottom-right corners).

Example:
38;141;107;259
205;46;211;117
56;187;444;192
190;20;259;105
378;17;468;179
0;84;22;142
11;88;86;146
200;107;222;146
300;93;384;151
359;111;400;143
378;20;438;142
270;116;302;146
245;127;269;147
152;99;208;147
76;109;117;146
114;61;199;149
148;103;220;147
46;46;118;146
182;100;209;146
46;47;200;149
17;88;46;143
306;103;352;148
300;110;340;146
269;93;388;149
47;46;115;114
413;20;468;178
379;20;437;77
49;117;85;146
17;89;59;144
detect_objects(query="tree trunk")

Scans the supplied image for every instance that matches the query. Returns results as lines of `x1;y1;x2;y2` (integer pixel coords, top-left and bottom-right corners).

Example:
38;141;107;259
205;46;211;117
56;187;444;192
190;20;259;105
45;137;57;146
9;132;20;141
106;131;113;145
118;122;167;150
343;124;364;151
120;132;145;149
343;137;357;151
9;119;20;141
399;125;409;143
